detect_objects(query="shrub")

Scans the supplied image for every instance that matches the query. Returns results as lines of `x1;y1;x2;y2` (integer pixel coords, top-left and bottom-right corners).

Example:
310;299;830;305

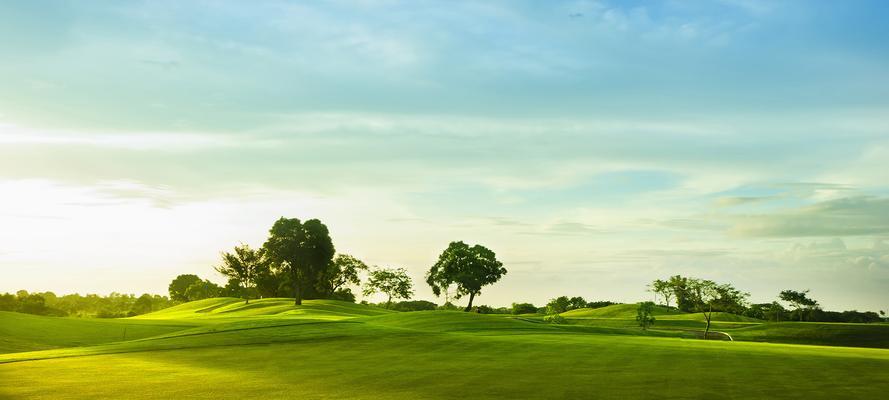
392;300;438;312
329;288;357;303
543;314;567;324
511;302;537;314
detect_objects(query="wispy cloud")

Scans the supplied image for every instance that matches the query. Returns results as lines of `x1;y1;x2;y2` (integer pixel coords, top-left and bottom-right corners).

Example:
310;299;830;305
730;197;889;238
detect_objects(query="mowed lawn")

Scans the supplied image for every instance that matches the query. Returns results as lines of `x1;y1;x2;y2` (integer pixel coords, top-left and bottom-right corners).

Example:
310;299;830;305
1;299;888;399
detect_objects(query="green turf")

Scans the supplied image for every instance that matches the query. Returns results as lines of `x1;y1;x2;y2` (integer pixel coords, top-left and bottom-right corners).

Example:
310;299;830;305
1;299;887;399
561;303;683;318
0;311;196;354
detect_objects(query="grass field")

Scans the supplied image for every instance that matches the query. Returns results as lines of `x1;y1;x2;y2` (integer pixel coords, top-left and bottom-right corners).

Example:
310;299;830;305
2;299;888;399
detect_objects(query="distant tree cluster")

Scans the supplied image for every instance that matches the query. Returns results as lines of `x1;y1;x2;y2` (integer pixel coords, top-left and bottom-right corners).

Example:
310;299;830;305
649;276;882;328
0;290;175;318
169;217;416;307
647;275;749;338
544;296;618;314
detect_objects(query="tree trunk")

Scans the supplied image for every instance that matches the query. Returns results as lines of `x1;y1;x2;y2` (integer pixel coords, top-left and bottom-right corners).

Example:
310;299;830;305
294;281;302;306
386;295;392;309
703;304;712;339
464;292;476;312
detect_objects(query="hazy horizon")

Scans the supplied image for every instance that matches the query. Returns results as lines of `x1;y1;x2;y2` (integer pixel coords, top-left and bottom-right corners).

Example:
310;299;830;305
2;1;888;311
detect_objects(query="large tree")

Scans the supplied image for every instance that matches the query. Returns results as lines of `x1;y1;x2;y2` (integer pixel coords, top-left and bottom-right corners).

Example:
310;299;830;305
686;278;748;339
262;217;335;305
215;244;266;304
779;289;818;322
363;267;413;309
168;274;202;302
426;241;507;312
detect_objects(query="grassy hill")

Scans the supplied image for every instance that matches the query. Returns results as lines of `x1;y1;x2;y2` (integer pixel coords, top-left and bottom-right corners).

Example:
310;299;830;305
0;311;196;354
134;297;394;320
561;303;683;318
1;298;888;399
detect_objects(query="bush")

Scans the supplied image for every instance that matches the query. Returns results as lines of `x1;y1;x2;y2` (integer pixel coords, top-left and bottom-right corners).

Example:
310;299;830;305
511;302;537;314
586;301;618;309
329;288;357;303
392;300;438;312
543;314;567;324
438;302;460;311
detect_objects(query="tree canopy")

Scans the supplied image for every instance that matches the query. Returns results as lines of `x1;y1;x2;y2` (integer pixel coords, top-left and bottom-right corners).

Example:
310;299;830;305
262;217;335;305
779;289;819;321
363;267;414;309
168;274;202;302
426;241;507;312
215;244;266;304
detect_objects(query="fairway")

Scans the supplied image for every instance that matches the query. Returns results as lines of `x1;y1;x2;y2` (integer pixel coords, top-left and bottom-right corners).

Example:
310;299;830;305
2;299;888;399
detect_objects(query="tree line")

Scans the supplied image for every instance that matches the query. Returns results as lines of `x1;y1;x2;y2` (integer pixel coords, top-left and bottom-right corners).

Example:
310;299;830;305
169;217;509;311
0;291;176;318
648;275;883;327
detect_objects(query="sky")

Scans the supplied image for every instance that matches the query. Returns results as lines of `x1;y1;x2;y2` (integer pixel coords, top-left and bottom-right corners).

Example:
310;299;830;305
1;0;888;311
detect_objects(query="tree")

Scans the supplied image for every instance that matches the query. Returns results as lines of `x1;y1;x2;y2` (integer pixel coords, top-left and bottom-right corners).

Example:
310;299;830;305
262;217;336;305
215;244;266;304
686;278;748;339
130;294;154;315
636;301;656;330
426;241;507;312
765;301;786;322
568;296;587;310
779;289;819;322
363;267;413;309
667;275;692;312
546;296;571;314
391;300;438;312
185;279;221;301
168;274;202;302
511;302;537;315
317;254;367;297
0;293;16;311
649;279;673;308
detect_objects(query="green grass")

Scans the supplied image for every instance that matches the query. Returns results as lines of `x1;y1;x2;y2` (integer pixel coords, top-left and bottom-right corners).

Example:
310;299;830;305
561;303;683;318
0;311;196;353
1;299;887;399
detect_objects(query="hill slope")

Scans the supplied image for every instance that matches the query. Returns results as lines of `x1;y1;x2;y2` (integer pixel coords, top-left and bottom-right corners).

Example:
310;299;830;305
0;311;195;354
135;298;395;320
561;303;684;318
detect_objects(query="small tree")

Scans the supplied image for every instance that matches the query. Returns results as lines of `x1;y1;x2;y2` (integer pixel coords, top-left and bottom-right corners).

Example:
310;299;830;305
426;241;507;312
363;267;414;309
649;279;673;308
568;296;587;310
687;278;748;339
546;296;571;314
779;289;818;322
636;301;656;330
318;254;368;298
215;244;265;304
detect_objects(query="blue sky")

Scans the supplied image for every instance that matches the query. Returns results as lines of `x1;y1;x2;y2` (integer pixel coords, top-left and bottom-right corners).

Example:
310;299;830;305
1;1;888;310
